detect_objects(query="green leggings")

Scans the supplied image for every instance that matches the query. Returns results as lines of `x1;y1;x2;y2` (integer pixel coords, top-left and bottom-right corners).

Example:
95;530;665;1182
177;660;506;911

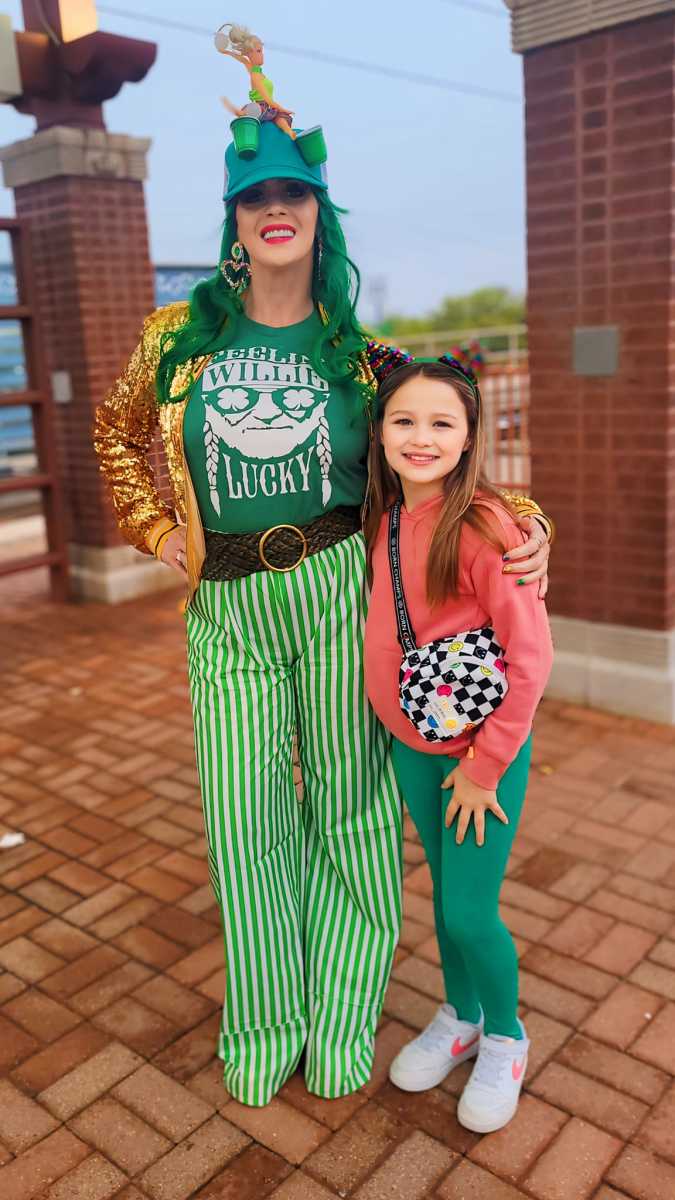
392;735;532;1039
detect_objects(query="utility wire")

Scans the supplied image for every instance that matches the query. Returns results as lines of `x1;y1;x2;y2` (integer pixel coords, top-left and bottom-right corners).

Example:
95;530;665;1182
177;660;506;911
97;5;520;104
440;0;505;15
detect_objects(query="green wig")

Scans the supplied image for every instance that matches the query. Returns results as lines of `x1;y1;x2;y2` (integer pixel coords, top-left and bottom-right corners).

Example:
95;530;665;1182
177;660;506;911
156;191;366;405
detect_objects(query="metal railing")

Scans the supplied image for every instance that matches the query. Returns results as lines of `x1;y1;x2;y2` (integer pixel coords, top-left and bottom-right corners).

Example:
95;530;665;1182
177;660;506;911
482;368;530;493
394;324;528;366
0;218;69;600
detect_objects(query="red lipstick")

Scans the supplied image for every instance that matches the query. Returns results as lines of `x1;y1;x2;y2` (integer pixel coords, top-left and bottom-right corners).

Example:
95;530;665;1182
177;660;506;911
260;223;296;244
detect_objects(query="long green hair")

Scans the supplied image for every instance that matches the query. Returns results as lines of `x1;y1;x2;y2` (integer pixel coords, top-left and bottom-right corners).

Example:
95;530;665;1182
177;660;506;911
156;190;365;404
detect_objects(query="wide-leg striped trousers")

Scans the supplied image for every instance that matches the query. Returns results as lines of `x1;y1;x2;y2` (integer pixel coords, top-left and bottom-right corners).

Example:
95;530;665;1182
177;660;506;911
185;532;402;1107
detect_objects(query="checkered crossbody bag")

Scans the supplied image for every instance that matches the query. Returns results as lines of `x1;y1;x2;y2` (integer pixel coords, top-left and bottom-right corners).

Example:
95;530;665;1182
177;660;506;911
388;500;509;744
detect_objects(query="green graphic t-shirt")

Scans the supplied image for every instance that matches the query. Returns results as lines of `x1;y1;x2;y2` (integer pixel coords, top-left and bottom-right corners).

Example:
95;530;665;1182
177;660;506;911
183;311;370;535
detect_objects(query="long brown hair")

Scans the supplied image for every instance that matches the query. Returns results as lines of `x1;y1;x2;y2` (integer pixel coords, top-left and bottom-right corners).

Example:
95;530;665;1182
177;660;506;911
363;361;514;606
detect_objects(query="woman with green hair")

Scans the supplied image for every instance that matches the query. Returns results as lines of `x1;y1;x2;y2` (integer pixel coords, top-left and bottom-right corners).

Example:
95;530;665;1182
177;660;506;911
94;120;551;1108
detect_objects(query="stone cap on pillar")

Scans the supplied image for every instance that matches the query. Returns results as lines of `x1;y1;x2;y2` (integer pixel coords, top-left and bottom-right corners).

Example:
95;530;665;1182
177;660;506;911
0;125;151;187
503;0;675;52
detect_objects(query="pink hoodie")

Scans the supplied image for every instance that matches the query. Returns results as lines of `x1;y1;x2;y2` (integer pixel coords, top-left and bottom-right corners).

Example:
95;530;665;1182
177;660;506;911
364;494;554;789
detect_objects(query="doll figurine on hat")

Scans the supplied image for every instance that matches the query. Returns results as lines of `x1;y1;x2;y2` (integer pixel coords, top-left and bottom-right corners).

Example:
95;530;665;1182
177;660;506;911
214;22;327;168
215;23;296;140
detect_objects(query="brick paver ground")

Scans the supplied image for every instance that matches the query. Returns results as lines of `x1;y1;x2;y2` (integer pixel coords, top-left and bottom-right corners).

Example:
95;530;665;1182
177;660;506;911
1;586;675;1199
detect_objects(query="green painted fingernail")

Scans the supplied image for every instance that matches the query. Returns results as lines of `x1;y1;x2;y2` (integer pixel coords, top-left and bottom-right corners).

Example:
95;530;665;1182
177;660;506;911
517;579;525;586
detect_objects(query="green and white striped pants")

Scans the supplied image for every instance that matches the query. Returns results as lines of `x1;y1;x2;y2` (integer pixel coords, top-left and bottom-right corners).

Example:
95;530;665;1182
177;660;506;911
185;532;402;1107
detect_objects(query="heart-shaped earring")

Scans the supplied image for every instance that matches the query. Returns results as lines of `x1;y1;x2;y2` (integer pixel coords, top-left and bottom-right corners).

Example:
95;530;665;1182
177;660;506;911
219;241;252;294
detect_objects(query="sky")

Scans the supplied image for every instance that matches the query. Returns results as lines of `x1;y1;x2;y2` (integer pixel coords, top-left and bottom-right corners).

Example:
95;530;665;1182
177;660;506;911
0;0;526;323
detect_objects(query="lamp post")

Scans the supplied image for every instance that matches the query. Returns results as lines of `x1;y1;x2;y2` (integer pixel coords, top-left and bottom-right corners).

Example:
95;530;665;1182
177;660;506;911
0;2;168;602
1;0;155;130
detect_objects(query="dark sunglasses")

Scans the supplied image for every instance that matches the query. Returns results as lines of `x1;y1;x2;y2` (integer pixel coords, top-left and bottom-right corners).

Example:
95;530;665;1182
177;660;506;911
237;180;313;207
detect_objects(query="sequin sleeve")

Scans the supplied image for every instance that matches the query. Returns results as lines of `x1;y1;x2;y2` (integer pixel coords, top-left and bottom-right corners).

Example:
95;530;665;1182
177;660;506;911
93;303;189;554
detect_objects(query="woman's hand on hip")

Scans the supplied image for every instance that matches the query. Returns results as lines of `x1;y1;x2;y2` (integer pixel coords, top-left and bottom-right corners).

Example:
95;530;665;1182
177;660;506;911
442;764;508;847
504;515;550;599
159;525;188;578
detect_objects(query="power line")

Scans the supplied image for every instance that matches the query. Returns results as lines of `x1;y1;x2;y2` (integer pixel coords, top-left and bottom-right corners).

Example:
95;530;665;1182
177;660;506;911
440;0;506;15
97;5;520;104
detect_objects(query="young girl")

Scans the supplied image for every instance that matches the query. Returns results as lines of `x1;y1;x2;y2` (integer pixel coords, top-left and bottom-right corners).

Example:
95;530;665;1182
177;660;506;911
364;358;553;1133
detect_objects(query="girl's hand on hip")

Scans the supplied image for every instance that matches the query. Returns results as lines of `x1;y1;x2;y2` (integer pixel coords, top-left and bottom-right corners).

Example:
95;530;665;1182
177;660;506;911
442;765;508;847
159;525;188;578
504;515;550;599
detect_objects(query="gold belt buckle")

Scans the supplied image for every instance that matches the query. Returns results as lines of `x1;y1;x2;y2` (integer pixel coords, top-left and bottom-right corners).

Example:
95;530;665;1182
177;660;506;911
258;524;308;573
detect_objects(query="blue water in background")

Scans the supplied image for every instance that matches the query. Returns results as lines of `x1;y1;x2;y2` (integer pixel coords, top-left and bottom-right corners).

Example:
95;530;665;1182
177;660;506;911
0;262;213;470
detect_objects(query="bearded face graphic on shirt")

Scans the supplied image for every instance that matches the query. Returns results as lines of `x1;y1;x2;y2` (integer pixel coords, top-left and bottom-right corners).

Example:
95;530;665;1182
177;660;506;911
201;347;333;515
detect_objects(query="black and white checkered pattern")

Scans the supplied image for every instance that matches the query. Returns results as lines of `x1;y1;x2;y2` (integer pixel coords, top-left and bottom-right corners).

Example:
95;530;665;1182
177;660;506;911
387;501;508;745
399;627;509;744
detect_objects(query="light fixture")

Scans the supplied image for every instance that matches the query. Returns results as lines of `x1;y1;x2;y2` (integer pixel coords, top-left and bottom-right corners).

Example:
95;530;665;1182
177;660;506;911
54;0;99;43
0;14;22;101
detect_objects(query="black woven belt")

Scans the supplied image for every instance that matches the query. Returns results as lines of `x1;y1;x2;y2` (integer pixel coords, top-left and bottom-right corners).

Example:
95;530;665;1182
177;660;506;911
201;505;362;581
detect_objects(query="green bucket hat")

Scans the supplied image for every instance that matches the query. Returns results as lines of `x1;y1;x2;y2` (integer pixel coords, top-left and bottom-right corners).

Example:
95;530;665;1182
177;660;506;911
223;121;329;204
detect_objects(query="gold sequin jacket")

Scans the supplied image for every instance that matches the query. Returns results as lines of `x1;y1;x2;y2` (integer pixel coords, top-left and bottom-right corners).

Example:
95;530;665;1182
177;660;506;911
93;303;549;599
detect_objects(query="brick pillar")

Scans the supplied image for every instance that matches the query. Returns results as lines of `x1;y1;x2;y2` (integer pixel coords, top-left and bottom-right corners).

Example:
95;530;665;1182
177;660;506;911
0;126;175;602
506;1;675;720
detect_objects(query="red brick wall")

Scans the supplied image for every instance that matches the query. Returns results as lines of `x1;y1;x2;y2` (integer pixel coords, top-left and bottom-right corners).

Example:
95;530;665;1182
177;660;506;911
524;13;675;629
14;175;162;550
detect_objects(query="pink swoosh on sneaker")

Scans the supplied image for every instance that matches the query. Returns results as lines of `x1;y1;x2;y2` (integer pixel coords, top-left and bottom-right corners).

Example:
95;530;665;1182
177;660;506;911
451;1033;480;1057
512;1058;526;1081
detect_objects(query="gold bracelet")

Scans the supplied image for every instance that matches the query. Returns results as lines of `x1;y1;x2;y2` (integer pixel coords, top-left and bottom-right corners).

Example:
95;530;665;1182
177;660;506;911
513;502;555;547
535;514;555;546
146;515;178;555
154;523;179;559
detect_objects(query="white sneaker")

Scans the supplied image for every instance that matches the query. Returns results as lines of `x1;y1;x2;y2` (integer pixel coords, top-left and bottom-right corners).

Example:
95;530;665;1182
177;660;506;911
457;1021;529;1133
389;1004;483;1092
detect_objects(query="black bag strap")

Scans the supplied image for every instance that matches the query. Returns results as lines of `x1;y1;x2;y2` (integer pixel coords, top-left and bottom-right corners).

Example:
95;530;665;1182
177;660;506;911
387;500;418;655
